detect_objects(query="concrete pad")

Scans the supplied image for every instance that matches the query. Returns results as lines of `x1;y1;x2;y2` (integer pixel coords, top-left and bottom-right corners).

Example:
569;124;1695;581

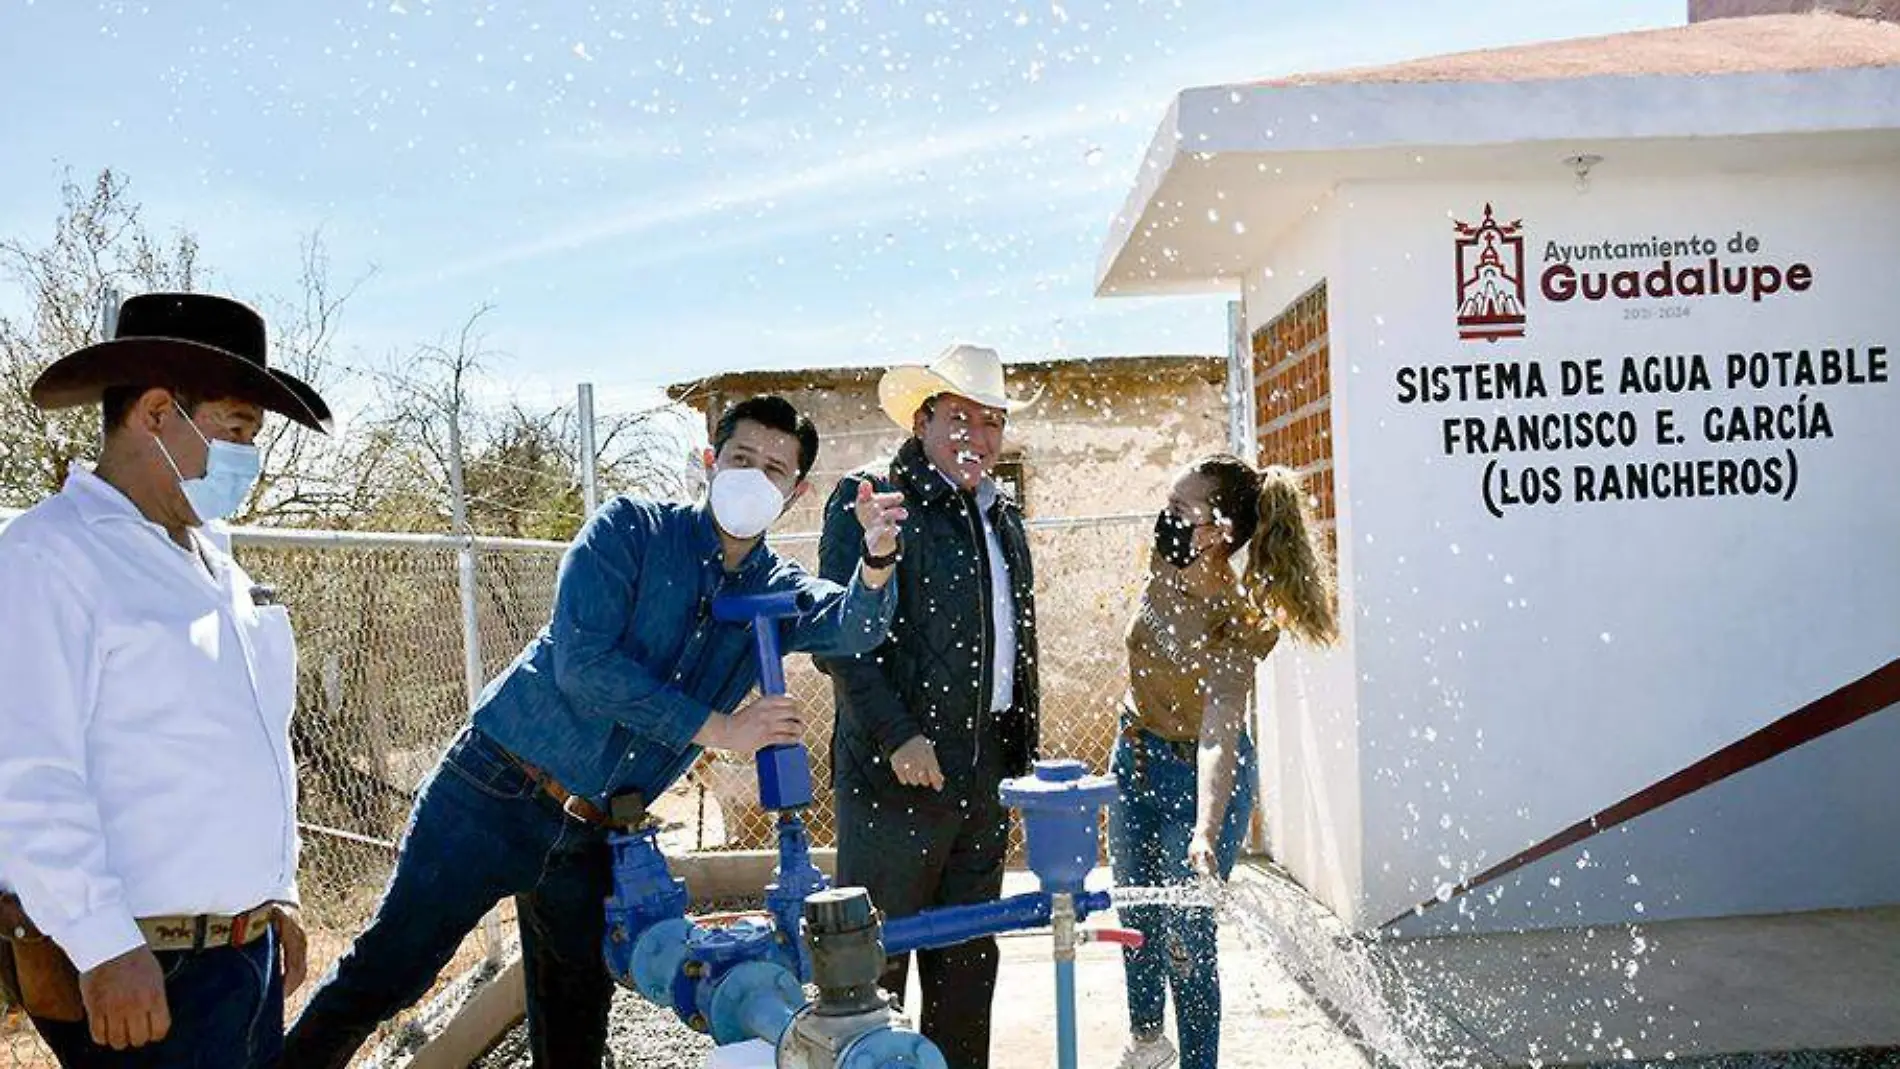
1382;907;1900;1067
971;925;1373;1068
910;867;1375;1068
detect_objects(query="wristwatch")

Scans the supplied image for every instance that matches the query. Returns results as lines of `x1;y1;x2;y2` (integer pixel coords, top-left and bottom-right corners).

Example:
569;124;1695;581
862;540;900;569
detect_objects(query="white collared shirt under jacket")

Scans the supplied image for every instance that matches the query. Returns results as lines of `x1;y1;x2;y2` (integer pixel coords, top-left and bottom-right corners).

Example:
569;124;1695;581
0;469;300;973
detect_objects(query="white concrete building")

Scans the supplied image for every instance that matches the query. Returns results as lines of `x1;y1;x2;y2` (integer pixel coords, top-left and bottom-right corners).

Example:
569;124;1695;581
1097;5;1900;935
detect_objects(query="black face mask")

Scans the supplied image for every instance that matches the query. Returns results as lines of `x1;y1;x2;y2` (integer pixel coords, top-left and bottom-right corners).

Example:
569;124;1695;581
1153;510;1202;570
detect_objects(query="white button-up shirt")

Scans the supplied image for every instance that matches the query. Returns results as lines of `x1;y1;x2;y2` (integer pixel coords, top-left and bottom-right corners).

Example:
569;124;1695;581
972;480;1020;714
935;469;1019;713
0;470;300;973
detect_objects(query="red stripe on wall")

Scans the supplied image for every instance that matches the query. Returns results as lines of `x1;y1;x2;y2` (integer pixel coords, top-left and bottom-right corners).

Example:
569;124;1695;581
1383;656;1900;929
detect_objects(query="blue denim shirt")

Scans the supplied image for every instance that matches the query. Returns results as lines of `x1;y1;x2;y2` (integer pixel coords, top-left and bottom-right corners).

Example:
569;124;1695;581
471;495;896;805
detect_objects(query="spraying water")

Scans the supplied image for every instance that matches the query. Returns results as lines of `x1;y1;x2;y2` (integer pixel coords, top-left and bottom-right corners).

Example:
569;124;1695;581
1111;872;1485;1069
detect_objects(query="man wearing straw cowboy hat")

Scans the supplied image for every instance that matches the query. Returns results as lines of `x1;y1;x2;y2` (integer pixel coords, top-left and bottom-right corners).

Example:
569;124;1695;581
817;343;1042;1068
0;292;327;1067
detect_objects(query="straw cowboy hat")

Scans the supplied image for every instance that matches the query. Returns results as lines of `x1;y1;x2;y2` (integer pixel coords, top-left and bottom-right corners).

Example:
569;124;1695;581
31;292;333;433
878;343;1036;432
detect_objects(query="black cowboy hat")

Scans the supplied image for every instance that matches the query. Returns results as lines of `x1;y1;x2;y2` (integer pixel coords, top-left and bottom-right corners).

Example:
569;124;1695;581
29;292;333;433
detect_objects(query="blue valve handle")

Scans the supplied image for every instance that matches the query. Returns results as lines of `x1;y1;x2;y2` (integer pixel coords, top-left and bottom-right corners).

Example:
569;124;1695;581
712;591;815;810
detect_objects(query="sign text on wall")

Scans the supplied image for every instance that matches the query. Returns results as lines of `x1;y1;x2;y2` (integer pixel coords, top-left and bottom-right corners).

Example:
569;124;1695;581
1419;216;1890;517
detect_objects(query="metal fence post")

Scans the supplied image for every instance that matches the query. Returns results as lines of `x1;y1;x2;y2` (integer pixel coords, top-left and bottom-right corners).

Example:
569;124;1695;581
101;286;122;338
446;385;505;964
578;383;600;520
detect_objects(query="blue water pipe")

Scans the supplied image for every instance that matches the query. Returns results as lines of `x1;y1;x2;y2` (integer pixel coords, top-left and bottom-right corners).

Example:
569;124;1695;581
880;888;1111;955
601;591;1136;1069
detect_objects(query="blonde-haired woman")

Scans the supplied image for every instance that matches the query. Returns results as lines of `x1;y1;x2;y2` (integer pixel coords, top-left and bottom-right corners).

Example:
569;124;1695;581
1112;455;1338;1069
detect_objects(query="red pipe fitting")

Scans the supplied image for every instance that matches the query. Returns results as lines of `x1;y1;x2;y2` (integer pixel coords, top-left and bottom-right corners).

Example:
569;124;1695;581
1081;927;1145;949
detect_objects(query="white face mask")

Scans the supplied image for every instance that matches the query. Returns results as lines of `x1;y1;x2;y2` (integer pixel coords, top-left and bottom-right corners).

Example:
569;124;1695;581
152;401;262;525
708;467;786;540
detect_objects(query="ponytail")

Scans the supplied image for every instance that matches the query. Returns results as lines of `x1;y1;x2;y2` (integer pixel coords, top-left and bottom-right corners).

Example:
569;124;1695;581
1188;454;1339;647
1242;466;1338;646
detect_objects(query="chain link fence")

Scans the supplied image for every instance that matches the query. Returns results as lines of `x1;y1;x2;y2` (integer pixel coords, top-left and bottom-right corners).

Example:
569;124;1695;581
1;512;1148;1067
244;529;568;1057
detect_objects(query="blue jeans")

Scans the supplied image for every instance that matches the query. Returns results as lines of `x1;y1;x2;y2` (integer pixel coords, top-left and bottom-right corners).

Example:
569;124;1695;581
31;931;282;1069
281;728;615;1069
1107;727;1256;1069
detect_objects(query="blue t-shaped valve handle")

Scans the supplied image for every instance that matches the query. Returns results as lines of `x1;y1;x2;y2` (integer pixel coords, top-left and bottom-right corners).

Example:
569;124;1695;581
712;591;814;810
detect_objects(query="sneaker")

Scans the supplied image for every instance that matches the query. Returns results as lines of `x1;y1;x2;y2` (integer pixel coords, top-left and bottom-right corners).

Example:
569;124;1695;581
1115;1034;1178;1069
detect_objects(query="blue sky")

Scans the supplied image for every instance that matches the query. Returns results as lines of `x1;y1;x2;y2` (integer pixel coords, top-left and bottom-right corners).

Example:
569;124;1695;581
0;0;1683;417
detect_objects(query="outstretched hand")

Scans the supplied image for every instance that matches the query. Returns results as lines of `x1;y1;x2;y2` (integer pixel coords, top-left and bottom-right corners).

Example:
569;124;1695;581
854;480;908;561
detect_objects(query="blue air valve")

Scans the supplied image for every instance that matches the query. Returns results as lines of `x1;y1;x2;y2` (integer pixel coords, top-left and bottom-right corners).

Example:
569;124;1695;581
999;758;1122;1069
999;758;1119;893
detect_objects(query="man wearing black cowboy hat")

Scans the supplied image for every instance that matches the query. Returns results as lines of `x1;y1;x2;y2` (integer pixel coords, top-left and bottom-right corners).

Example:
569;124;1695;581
0;292;329;1068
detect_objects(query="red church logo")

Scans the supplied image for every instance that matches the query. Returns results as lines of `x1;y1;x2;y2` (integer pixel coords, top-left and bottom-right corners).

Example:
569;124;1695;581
1454;204;1527;343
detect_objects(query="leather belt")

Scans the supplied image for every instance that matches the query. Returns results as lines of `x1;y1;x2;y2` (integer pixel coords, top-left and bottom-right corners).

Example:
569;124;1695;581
1119;719;1197;765
136;903;280;953
500;751;616;828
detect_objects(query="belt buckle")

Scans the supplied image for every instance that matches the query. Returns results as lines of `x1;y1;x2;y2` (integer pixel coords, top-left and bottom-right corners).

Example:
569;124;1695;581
561;794;594;825
192;915;209;952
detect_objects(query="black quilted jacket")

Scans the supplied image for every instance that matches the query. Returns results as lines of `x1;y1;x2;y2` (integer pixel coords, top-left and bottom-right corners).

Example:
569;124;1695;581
815;438;1041;805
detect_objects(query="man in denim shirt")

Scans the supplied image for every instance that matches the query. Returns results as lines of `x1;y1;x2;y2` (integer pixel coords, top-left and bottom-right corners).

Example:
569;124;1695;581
283;396;906;1069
